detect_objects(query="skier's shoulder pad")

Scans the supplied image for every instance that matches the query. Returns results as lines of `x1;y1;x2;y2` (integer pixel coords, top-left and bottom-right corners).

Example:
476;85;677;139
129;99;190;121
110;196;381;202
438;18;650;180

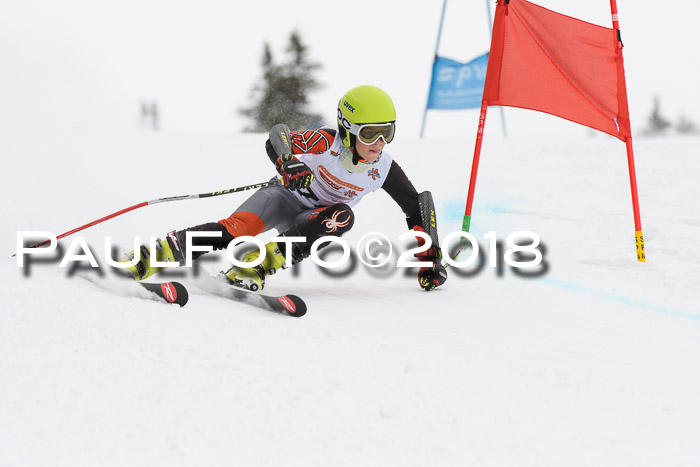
290;126;337;155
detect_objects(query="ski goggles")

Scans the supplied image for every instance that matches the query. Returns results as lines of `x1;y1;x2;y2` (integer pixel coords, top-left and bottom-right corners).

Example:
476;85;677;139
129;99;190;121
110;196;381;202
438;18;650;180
355;122;395;145
338;109;396;145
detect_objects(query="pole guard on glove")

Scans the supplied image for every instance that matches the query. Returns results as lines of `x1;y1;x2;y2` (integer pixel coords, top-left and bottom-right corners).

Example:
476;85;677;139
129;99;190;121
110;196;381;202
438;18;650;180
416;246;448;291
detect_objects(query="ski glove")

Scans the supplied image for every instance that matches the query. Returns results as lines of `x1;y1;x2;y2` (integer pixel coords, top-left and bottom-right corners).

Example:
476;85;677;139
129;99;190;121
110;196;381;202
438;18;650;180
416;246;448;291
275;154;314;191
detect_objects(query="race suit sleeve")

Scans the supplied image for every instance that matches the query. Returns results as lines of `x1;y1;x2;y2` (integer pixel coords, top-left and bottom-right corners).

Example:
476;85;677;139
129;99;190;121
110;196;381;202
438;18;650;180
265;128;337;163
381;160;424;230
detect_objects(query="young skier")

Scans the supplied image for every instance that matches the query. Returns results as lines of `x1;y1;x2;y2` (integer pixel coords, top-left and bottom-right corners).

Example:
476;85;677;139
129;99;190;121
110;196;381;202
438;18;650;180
124;85;447;292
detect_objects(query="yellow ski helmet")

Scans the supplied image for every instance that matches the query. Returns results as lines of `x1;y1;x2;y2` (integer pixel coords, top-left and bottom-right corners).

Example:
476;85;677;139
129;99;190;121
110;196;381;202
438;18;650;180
337;85;396;149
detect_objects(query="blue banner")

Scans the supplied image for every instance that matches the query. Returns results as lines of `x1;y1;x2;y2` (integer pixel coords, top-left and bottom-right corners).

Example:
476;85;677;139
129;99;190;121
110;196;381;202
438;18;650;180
426;53;488;110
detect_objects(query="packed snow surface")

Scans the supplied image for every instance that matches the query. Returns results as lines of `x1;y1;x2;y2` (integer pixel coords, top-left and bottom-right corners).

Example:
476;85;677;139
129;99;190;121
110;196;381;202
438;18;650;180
1;130;699;466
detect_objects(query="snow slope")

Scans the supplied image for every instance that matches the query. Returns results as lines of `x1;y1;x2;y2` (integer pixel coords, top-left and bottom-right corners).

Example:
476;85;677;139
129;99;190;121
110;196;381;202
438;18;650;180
1;129;699;467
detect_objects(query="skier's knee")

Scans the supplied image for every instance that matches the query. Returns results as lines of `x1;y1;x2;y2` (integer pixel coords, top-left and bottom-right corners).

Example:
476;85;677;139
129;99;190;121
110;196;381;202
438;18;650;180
278;204;355;265
316;203;355;236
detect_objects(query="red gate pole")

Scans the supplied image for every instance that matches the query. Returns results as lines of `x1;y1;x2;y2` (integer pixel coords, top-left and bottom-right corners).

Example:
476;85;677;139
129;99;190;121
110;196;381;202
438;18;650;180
462;100;489;233
610;0;645;262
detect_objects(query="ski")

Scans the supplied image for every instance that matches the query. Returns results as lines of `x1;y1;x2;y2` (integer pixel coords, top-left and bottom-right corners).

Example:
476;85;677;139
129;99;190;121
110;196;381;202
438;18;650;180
75;272;189;307
139;281;189;307
197;274;307;317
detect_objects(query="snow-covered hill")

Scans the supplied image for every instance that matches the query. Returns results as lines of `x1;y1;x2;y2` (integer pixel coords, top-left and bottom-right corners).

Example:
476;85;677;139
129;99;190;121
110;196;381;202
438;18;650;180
1;130;699;466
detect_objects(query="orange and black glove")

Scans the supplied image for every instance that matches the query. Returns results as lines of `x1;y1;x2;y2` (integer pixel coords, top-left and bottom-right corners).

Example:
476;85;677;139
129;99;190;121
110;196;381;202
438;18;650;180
275;154;314;191
416;246;447;291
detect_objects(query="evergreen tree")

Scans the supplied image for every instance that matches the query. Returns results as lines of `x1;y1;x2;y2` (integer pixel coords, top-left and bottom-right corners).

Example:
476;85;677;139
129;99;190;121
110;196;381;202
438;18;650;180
240;31;323;132
675;115;699;135
642;96;671;136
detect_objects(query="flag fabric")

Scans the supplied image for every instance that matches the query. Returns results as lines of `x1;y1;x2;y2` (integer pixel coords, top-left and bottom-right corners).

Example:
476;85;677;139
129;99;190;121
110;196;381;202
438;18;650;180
483;0;631;141
426;53;489;110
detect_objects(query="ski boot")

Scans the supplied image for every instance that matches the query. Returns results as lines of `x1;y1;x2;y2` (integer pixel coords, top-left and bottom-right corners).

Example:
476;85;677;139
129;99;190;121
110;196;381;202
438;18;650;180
223;241;287;291
121;231;185;281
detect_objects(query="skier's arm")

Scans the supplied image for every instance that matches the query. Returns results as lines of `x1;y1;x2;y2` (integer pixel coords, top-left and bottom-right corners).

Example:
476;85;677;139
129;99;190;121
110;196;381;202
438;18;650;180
383;161;447;291
382;160;420;227
264;124;316;191
265;128;337;163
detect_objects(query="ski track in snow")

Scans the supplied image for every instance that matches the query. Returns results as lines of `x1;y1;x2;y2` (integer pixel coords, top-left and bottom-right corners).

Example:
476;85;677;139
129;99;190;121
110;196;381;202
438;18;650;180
1;131;699;466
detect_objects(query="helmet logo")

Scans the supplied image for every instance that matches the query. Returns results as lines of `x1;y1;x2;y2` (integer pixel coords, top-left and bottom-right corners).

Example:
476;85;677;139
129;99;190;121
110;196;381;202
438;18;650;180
343;100;355;113
337;108;352;130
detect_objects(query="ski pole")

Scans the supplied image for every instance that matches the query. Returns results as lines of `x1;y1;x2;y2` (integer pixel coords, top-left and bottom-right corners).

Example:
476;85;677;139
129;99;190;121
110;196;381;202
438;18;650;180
25;178;282;250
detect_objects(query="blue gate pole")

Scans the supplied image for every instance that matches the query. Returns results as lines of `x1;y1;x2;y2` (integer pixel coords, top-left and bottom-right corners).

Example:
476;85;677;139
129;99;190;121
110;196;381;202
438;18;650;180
420;0;449;138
